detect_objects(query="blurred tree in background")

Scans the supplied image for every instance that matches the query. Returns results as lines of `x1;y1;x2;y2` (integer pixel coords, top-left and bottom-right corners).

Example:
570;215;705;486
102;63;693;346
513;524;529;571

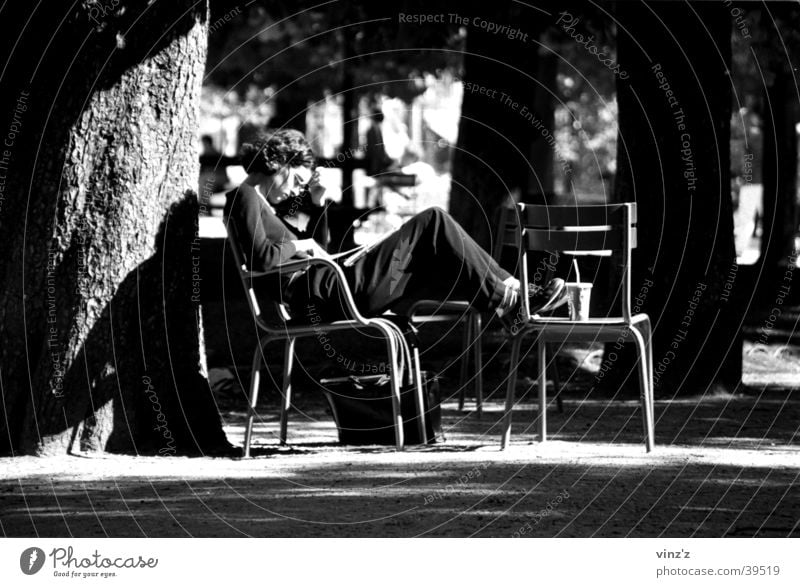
205;1;462;133
204;1;624;206
745;4;800;289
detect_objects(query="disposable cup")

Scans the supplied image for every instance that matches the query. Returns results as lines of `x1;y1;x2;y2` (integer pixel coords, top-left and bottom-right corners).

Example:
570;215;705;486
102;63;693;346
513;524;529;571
566;282;592;321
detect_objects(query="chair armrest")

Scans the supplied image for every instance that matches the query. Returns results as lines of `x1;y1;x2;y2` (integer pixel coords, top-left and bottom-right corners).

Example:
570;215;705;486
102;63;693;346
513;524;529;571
242;257;369;324
409;299;473;315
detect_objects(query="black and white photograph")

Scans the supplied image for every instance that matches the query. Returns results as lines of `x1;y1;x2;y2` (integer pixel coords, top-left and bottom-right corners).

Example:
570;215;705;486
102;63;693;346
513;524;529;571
0;0;798;582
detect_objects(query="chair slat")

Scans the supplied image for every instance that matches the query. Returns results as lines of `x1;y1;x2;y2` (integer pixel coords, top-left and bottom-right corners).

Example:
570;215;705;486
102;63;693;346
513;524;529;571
502;226;522;247
517;204;631;227
525;228;625;251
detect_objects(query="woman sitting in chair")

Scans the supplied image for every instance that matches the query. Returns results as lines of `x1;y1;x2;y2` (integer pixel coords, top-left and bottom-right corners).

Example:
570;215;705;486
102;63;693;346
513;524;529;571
223;129;566;325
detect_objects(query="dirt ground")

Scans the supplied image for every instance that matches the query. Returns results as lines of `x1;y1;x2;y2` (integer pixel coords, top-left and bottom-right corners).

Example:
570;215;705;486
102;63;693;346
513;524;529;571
2;301;799;538
2;386;798;537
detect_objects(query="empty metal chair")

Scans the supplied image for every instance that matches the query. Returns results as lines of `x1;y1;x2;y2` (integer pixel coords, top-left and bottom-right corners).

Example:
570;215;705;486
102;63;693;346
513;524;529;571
498;203;654;452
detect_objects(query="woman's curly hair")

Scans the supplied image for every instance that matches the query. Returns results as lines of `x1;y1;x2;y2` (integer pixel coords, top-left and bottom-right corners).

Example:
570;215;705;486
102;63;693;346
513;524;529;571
239;129;315;175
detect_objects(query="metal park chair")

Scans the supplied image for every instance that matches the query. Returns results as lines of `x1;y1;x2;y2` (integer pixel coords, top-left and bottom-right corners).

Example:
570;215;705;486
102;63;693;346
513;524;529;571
225;221;426;456
408;301;484;416
498;203;655;452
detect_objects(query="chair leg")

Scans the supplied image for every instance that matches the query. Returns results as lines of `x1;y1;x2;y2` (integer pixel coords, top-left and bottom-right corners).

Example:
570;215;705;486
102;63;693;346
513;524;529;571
244;336;270;458
279;337;296;446
374;321;405;451
473;312;484;419
500;334;524;449
631;326;655;452
642;318;655;419
388;333;405;452
538;340;547;443
411;346;428;444
642;319;656;447
548;343;564;414
458;315;471;411
636;318;656;448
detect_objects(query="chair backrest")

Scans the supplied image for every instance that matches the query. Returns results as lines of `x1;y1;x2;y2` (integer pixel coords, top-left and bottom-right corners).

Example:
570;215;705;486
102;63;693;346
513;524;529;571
224;219;292;330
495;203;638;321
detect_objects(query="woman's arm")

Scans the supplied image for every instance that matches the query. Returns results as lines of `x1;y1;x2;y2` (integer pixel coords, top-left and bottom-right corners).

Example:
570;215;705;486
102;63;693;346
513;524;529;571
293;238;331;259
226;185;300;271
280;171;329;246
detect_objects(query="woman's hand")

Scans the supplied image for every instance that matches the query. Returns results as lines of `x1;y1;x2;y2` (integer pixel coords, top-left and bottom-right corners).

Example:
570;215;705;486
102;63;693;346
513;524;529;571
307;169;326;206
293;238;331;259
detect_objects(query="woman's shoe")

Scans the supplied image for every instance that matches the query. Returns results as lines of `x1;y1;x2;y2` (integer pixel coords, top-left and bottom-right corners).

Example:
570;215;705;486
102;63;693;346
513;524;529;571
529;278;567;313
497;278;567;334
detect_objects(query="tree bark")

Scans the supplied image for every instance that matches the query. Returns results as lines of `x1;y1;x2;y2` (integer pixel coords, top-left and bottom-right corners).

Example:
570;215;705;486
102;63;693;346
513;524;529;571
0;1;229;455
608;1;741;397
759;59;799;290
450;4;551;250
528;50;558;198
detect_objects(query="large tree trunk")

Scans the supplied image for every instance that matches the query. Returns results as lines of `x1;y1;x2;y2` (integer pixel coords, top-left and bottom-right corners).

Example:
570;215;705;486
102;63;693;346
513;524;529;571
608;1;741;396
759;53;799;291
450;4;551;249
0;1;229;455
528;50;558;198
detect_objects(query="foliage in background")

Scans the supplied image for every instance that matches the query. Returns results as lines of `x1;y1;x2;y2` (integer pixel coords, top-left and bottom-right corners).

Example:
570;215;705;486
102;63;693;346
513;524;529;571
205;1;463;118
548;12;618;198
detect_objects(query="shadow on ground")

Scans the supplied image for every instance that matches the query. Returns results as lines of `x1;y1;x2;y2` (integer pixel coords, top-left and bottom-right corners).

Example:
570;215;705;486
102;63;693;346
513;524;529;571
3;390;798;538
3;298;800;538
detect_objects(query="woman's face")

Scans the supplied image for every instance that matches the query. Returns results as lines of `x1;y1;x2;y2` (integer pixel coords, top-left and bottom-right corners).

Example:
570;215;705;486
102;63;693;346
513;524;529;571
264;164;313;205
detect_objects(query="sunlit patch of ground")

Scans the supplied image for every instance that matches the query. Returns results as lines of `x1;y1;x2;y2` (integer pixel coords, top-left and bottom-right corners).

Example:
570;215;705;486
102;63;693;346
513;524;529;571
742;341;800;386
2;387;797;538
4;297;800;538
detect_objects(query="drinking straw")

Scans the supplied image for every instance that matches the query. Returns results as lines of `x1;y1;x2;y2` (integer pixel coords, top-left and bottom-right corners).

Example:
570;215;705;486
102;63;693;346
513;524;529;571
573;258;581;283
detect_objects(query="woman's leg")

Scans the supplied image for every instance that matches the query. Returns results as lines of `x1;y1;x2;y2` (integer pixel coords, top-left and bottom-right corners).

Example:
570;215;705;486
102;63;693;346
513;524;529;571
286;207;564;322
344;207;513;316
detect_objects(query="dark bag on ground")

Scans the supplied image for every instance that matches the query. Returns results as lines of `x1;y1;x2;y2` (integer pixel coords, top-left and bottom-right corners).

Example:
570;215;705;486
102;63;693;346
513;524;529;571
320;373;443;445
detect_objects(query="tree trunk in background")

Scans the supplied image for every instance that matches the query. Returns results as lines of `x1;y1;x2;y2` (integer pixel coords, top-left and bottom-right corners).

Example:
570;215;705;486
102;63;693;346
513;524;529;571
339;28;359;210
528;50;558;197
607;2;741;397
269;92;308;134
450;4;552;249
0;1;229;455
759;67;799;290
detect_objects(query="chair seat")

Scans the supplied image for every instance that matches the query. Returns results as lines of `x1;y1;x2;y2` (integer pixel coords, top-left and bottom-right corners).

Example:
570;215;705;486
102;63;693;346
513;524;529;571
409;301;475;325
520;313;650;342
530;313;649;326
413;300;471;310
409;300;472;318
